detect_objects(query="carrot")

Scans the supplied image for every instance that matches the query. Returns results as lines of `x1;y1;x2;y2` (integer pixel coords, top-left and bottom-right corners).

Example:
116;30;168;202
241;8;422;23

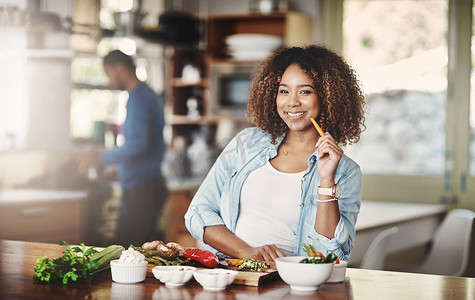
228;259;244;266
310;117;325;137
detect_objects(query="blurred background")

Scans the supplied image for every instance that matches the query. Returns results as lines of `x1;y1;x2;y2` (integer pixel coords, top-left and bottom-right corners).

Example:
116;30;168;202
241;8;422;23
0;0;474;274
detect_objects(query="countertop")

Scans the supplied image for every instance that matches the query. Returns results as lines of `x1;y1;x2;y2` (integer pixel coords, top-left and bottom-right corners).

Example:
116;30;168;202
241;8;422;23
0;188;88;205
1;240;474;300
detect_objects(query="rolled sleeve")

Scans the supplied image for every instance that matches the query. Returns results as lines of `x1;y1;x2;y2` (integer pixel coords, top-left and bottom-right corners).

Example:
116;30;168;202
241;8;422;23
185;204;225;240
303;217;347;259
301;163;362;261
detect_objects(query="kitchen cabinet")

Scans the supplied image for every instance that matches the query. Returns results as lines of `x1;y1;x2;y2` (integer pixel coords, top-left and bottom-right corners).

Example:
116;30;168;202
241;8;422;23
0;189;88;243
165;48;219;148
164;190;198;247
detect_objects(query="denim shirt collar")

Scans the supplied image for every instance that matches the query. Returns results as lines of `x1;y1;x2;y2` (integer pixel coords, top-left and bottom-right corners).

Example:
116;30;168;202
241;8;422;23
264;132;318;165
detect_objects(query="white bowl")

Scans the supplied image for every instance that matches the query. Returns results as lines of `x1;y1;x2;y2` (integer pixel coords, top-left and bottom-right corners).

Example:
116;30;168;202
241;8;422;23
152;266;196;287
193;269;239;291
110;259;148;283
327;261;348;283
275;256;335;292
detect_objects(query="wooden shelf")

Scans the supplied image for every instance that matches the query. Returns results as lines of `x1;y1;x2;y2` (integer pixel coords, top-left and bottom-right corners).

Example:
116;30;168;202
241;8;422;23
166;114;220;125
207;12;313;59
72;83;112;90
171;78;208;87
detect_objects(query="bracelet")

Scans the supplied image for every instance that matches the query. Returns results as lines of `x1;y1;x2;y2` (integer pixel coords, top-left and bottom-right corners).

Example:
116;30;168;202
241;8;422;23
317;198;339;203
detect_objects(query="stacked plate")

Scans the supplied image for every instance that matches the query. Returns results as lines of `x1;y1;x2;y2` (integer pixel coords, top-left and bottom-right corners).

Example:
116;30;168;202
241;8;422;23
225;33;283;61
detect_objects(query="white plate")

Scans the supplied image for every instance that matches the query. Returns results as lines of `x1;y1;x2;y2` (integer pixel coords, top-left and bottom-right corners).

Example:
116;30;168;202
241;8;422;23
227;43;279;52
225;33;282;48
228;50;272;61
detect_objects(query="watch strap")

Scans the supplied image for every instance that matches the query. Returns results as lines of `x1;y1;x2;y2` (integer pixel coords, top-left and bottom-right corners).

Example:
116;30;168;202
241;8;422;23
317;186;333;196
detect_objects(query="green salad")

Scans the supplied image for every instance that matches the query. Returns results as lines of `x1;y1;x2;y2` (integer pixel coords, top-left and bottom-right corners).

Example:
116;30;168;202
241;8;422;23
299;253;338;264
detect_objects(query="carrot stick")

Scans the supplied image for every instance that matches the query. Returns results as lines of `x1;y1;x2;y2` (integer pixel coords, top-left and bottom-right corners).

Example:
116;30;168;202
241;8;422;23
310;117;325;137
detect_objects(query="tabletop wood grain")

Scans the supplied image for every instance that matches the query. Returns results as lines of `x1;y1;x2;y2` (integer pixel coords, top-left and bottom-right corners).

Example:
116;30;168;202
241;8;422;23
1;240;473;300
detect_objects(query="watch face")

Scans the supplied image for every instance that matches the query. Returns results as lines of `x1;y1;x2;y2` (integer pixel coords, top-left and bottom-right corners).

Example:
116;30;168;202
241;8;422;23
334;184;342;198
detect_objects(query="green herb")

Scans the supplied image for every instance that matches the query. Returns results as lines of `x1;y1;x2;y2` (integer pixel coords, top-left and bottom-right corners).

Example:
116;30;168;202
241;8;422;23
299;253;338;264
33;241;123;285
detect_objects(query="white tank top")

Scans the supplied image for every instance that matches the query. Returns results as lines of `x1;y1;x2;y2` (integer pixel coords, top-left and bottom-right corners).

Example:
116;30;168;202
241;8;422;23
235;161;305;256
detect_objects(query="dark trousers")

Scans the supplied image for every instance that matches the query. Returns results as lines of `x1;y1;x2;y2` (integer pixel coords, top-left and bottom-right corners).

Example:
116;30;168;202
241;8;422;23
115;174;168;247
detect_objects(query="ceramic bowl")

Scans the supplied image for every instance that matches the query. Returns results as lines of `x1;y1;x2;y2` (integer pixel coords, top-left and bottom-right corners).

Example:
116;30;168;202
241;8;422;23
193;269;239;291
275;256;335;292
327;260;348;283
152;266;196;287
110;259;148;283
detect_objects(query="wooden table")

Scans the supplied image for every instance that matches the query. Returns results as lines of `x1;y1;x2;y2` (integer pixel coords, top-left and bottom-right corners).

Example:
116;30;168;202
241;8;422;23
1;240;473;300
351;201;448;265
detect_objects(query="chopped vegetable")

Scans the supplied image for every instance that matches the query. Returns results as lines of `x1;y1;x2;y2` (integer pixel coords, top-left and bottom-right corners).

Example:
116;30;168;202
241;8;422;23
228;258;245;267
228;258;270;272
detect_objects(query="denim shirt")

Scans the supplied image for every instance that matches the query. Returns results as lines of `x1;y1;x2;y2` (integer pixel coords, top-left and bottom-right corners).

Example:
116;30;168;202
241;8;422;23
100;83;166;190
184;127;362;260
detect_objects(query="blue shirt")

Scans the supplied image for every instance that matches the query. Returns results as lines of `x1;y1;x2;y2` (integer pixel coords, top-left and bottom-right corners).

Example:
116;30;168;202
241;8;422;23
100;82;165;190
184;127;362;260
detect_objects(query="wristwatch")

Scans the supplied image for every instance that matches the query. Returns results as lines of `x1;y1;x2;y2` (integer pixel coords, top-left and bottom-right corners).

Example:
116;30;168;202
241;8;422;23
317;184;342;199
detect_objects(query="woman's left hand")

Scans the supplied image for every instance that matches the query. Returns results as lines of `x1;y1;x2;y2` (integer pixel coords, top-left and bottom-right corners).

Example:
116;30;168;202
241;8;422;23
316;133;343;182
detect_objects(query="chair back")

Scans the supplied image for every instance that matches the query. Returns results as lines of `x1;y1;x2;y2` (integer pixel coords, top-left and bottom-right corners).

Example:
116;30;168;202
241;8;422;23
416;209;475;276
360;226;399;270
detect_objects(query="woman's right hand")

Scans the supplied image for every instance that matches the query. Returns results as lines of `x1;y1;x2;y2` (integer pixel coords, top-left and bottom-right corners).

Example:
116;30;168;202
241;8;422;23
241;244;286;262
204;225;286;262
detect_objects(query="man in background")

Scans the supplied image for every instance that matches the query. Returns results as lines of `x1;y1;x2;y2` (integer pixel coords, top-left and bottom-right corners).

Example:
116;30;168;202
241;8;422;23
80;50;168;247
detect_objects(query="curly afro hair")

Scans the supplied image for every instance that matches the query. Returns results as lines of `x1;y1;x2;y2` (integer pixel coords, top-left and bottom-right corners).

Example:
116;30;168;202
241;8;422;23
247;45;365;146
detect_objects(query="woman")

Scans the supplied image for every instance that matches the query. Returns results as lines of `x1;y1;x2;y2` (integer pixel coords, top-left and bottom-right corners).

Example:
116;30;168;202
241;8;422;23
185;45;365;262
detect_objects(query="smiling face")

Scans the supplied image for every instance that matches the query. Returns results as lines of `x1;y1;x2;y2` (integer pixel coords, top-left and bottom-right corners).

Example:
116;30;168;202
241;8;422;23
276;64;320;133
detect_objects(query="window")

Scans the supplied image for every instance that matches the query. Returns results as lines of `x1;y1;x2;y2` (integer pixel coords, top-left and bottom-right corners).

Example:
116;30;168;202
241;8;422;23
343;0;447;176
69;54;124;148
470;6;475;176
338;0;474;205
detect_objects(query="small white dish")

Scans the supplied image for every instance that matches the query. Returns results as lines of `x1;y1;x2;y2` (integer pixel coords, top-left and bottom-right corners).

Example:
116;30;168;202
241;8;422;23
110;259;148;284
275;256;335;292
152;266;196;287
193;269;239;291
327;261;348;283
